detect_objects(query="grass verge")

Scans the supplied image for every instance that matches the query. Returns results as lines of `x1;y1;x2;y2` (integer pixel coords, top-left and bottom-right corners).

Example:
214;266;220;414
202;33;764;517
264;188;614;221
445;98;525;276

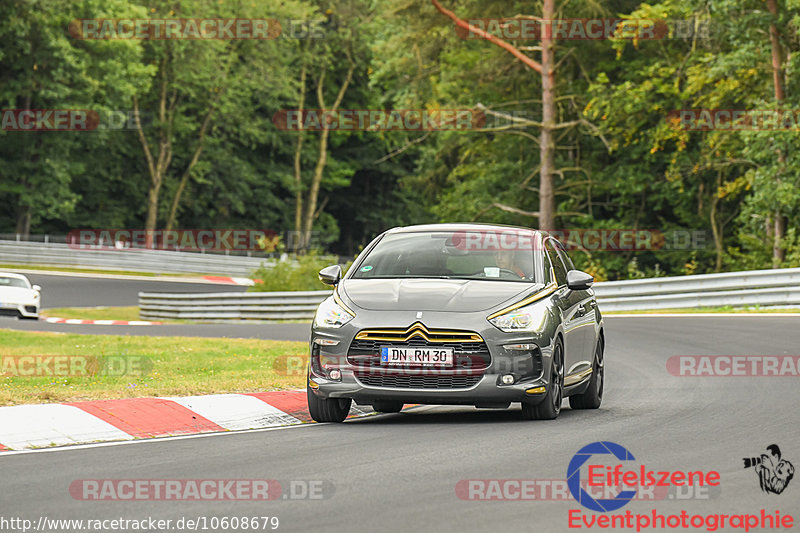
0;329;307;406
42;306;144;322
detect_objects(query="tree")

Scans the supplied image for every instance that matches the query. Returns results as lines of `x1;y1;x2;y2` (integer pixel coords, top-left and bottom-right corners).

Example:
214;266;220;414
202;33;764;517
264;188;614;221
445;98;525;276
0;0;151;236
291;0;370;251
431;0;601;230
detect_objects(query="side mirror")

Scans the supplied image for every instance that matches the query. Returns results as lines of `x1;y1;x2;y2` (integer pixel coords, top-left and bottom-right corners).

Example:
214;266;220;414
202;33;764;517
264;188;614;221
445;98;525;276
566;270;594;291
318;265;342;286
32;285;42;292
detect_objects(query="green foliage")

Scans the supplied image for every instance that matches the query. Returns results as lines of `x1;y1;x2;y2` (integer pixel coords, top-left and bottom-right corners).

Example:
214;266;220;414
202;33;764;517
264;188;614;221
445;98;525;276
250;252;352;292
2;0;800;280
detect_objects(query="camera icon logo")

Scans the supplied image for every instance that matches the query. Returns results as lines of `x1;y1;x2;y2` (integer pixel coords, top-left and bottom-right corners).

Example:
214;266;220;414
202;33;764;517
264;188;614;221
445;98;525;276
742;444;794;495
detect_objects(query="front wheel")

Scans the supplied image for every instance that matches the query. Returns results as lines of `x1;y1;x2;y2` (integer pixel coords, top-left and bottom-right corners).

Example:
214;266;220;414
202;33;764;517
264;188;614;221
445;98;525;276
307;385;352;423
522;339;564;420
569;338;604;410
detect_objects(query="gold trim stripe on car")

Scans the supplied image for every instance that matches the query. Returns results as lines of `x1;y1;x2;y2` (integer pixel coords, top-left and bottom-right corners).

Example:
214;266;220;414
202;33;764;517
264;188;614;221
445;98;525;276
486;282;558;320
355;322;484;343
333;287;356;317
564;367;593;386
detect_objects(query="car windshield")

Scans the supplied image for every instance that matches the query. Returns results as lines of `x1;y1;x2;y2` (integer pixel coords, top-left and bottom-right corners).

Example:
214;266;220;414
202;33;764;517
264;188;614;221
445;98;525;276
351;230;540;283
0;276;29;288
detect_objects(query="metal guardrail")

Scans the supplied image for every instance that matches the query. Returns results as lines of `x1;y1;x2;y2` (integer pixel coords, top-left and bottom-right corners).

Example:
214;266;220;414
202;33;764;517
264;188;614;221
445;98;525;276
139;290;332;321
0;240;271;276
138;267;800;321
591;267;800;311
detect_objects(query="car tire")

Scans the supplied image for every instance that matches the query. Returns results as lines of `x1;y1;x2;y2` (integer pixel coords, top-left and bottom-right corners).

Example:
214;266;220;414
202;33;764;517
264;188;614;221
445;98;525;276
372;401;403;413
522;339;564;420
569;338;604;410
307;385;352;423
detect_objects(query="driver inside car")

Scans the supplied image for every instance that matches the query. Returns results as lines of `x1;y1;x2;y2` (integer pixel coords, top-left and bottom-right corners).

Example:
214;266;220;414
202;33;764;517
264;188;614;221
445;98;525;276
493;249;527;279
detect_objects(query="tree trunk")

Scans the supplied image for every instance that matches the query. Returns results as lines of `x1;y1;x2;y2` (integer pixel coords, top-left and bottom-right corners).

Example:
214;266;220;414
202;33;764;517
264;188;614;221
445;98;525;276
145;184;160;244
134;56;175;248
165;91;221;232
538;0;556;231
300;61;355;250
302;126;331;249
16;93;33;238
765;0;785;266
293;58;309;248
15;205;31;238
710;173;722;272
432;1;561;230
766;0;785;102
773;215;785;267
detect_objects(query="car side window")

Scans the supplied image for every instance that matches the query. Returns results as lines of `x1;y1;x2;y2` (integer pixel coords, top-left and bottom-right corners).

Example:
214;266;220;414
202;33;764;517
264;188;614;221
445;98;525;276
554;241;575;271
542;250;554;285
544;239;568;286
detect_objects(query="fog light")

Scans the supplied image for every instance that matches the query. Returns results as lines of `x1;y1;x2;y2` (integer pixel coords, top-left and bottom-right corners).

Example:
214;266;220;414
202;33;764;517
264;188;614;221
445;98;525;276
329;369;341;380
501;374;515;385
313;338;340;346
504;343;536;351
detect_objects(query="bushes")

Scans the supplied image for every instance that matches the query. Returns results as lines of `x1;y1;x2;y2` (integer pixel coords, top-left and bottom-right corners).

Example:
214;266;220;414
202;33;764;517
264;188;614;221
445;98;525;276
249;252;352;292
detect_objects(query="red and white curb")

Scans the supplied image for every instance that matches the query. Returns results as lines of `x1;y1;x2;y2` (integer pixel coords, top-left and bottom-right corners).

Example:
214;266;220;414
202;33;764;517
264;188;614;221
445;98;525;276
42;317;162;325
0;390;373;451
201;276;258;286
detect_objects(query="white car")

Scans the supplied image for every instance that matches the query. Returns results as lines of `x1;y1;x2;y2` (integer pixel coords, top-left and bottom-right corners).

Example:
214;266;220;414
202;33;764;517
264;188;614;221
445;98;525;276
0;273;41;319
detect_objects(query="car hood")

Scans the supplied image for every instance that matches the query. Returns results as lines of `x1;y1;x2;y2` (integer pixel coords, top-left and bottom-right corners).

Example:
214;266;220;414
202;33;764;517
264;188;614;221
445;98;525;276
340;278;537;312
0;287;36;303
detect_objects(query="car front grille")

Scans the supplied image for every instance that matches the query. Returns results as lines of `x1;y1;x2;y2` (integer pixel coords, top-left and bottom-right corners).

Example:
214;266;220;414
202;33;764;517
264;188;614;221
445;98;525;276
347;324;491;370
348;323;489;389
355;373;482;390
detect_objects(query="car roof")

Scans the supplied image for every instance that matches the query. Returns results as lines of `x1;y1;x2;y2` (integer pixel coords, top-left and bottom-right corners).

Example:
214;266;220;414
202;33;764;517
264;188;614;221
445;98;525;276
0;272;30;281
386;223;542;235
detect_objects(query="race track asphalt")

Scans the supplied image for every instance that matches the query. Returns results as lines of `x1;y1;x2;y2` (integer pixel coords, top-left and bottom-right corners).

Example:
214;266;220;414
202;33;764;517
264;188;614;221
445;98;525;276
2;315;799;532
19;271;246;308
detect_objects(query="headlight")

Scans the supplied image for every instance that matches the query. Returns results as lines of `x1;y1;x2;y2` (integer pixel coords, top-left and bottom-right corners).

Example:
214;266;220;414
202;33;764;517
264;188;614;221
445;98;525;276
313;297;355;328
488;301;548;332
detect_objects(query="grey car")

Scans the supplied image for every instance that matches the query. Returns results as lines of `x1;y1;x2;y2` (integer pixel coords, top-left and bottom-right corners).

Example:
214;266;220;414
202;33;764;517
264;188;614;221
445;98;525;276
307;223;604;422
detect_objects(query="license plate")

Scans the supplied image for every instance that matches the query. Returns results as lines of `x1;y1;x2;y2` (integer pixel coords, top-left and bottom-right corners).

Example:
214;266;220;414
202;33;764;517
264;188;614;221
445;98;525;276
380;346;454;367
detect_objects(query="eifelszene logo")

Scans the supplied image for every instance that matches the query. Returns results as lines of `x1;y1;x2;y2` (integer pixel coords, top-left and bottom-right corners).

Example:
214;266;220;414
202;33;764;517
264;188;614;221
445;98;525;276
566;441;721;512
567;441;638;512
743;444;794;495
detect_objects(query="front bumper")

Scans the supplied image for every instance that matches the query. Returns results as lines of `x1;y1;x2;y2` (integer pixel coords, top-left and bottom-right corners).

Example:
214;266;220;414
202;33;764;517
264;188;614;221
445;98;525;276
0;302;39;318
309;309;556;407
310;373;549;406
